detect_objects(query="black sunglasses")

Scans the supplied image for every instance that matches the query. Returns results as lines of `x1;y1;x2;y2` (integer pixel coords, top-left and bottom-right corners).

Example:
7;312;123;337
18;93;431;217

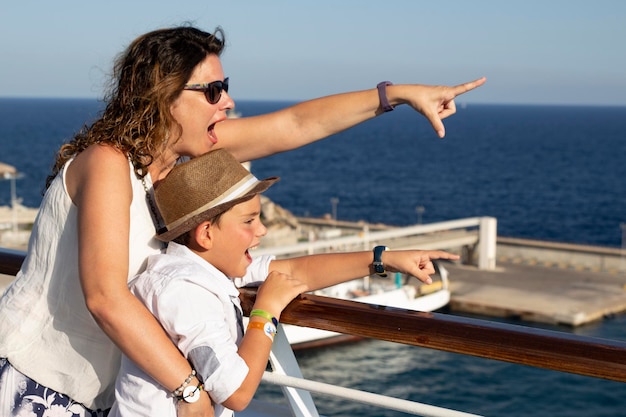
183;77;229;104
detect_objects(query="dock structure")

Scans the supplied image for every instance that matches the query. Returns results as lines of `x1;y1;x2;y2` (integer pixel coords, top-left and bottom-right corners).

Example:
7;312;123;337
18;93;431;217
445;261;626;326
285;216;626;327
0;204;37;249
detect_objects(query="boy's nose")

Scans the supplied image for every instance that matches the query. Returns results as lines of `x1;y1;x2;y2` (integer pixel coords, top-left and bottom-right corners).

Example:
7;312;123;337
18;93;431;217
257;222;268;237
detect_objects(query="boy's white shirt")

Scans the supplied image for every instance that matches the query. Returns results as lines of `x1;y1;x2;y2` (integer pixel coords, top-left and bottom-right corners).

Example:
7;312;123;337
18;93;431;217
110;242;275;417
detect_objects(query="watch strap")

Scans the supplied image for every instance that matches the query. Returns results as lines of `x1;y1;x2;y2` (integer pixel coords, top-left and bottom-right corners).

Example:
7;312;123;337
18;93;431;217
373;245;388;277
250;309;279;327
247;320;277;341
376;81;394;112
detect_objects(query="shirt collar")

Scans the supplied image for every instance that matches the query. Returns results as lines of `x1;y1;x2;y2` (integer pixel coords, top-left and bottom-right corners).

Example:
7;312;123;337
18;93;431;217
165;242;240;298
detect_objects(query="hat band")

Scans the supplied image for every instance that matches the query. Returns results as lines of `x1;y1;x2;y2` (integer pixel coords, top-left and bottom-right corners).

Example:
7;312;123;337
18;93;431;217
164;173;260;233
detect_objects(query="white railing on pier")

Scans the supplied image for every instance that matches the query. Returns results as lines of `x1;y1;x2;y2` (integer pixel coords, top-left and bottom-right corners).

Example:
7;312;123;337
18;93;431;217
256;216;497;270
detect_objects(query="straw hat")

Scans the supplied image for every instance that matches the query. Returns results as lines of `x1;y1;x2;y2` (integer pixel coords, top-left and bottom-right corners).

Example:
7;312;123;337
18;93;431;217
155;149;279;241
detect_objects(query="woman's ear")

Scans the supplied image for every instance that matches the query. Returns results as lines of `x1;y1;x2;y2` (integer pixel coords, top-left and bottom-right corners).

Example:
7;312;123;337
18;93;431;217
193;221;213;250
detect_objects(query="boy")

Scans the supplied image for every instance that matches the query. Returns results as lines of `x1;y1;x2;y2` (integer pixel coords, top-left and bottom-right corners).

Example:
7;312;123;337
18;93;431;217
110;149;459;417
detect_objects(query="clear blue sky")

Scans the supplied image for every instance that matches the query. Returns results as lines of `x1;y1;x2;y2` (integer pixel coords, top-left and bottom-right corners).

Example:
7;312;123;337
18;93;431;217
2;0;625;106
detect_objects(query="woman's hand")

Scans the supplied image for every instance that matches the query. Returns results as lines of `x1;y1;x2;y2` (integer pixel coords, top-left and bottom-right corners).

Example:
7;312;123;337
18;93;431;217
176;390;214;417
384;250;460;284
391;77;487;138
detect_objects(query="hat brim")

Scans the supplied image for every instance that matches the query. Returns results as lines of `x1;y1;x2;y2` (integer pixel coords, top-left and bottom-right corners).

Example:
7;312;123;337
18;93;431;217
156;176;279;242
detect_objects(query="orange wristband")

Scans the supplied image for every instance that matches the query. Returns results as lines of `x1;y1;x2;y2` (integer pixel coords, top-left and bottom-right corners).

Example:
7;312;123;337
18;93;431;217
247;321;277;341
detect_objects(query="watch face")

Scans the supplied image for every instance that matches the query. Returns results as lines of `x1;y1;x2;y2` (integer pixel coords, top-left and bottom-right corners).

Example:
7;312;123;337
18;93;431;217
264;322;277;339
182;385;201;403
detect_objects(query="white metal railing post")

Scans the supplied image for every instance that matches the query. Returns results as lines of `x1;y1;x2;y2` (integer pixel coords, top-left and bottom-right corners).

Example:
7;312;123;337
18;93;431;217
619;223;626;272
478;217;497;270
266;324;320;417
361;223;370;251
308;229;315;255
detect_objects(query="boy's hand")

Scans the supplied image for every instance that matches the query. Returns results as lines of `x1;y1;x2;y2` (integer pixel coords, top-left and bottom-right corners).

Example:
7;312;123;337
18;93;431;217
384;250;460;284
255;271;309;319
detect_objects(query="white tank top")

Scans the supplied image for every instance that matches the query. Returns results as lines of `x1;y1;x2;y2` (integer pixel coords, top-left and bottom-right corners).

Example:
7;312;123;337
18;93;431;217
0;158;161;410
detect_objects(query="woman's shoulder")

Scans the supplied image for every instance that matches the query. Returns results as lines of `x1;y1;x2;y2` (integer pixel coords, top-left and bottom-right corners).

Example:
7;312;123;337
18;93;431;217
69;144;131;178
65;144;133;200
76;143;128;165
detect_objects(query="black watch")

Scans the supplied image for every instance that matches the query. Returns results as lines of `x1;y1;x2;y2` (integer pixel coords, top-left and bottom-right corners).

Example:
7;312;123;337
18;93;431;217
373;246;388;277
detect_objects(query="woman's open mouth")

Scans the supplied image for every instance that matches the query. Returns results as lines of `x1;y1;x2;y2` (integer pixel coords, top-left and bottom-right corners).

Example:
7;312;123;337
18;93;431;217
207;123;218;144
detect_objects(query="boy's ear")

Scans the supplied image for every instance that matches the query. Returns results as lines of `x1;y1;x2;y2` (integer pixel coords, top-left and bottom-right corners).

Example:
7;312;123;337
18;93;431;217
194;221;213;250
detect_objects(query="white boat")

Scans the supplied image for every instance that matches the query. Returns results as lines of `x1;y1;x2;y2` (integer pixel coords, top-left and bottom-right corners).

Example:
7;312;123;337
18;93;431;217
226;108;241;119
283;261;450;349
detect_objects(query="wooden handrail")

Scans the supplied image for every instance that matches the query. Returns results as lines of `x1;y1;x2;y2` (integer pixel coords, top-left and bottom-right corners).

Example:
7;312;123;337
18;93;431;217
2;248;625;383
0;248;24;276
239;287;626;383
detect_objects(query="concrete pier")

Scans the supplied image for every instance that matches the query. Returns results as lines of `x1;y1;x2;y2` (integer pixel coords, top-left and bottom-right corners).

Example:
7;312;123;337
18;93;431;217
445;260;626;326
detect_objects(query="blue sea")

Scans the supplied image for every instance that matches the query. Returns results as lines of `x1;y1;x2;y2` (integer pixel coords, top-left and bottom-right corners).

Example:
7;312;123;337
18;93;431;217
1;98;625;416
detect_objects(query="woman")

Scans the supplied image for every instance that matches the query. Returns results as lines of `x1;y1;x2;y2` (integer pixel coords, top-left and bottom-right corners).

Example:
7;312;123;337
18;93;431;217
0;26;485;417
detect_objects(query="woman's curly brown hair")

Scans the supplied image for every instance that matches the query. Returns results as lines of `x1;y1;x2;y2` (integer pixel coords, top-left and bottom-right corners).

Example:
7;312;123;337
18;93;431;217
46;25;225;188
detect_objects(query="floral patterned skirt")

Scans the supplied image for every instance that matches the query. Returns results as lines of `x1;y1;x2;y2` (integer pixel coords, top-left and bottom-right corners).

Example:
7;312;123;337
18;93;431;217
0;358;109;417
